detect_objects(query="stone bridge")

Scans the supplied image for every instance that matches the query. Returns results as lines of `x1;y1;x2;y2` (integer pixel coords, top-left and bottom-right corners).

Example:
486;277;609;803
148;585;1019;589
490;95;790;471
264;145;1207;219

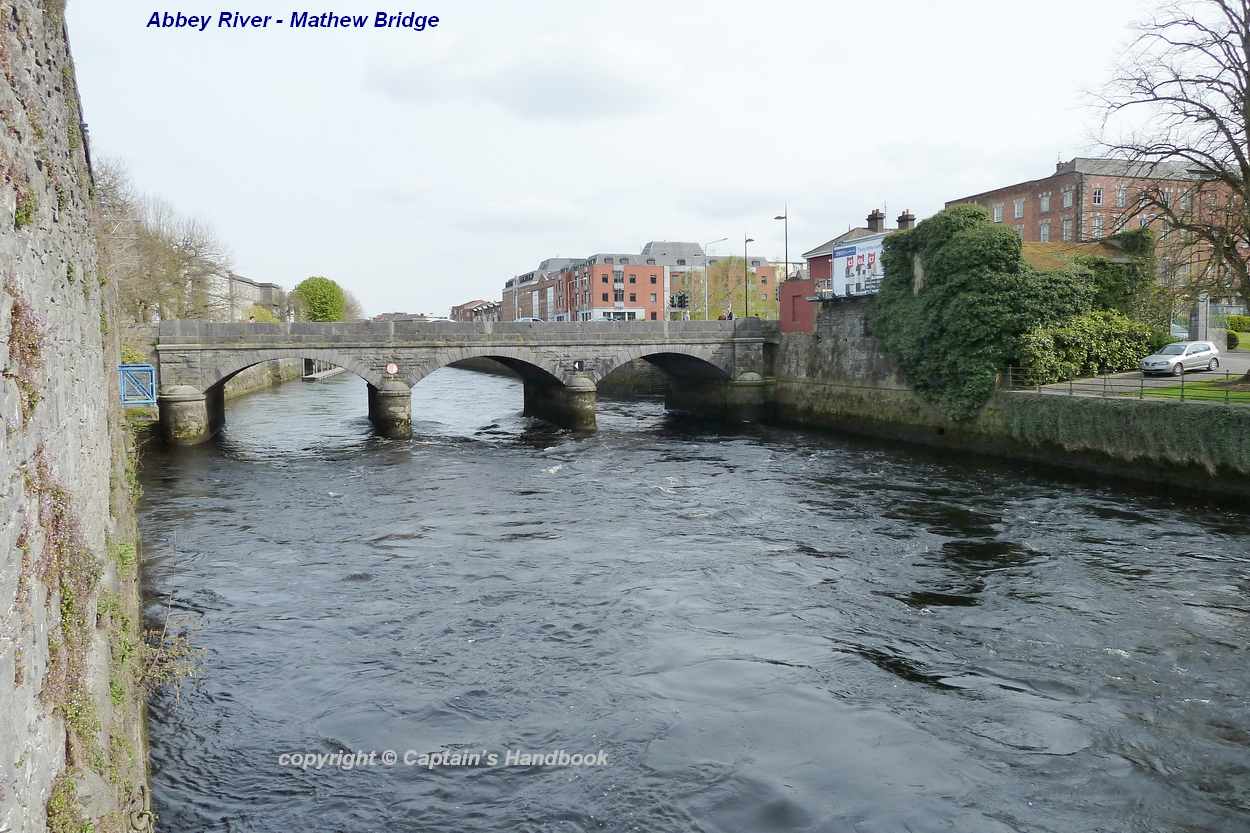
151;319;779;443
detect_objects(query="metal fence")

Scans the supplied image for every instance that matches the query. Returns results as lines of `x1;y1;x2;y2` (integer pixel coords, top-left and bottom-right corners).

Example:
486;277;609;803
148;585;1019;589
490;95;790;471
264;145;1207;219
1005;366;1249;405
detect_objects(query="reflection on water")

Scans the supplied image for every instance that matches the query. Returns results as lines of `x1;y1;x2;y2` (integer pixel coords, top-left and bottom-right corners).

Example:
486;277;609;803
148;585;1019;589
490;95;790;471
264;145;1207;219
138;368;1250;832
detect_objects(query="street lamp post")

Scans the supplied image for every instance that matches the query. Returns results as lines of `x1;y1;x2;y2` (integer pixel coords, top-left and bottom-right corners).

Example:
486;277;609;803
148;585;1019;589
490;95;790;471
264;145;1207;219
702;237;728;320
774;205;788;281
744;235;755;318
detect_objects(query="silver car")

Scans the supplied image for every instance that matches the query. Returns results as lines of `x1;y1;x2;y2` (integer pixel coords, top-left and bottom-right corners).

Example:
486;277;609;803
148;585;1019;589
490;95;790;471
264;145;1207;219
1139;341;1221;375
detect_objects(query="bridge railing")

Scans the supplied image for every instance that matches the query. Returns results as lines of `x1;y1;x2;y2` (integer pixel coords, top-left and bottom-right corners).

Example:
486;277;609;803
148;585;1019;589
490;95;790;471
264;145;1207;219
154;318;776;343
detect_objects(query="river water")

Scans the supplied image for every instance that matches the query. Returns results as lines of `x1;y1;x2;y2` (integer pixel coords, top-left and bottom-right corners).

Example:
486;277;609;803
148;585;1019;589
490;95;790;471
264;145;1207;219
136;368;1250;833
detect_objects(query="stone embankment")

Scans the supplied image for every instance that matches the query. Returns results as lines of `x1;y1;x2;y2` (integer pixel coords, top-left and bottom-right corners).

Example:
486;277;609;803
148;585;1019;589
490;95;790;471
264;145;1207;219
1;5;151;831
772;298;1250;498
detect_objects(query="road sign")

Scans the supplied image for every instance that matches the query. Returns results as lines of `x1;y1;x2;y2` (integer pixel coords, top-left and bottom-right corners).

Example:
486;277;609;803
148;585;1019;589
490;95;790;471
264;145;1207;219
119;364;157;405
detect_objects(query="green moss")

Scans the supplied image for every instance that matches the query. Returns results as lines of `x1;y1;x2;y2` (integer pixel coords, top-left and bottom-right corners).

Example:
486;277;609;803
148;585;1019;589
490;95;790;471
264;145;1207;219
120;345;145;364
46;773;93;833
109;542;136;578
14;188;36;228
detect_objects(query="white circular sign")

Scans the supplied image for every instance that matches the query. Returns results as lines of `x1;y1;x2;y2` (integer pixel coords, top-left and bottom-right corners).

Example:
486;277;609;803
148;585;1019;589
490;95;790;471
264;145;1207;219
385;362;399;375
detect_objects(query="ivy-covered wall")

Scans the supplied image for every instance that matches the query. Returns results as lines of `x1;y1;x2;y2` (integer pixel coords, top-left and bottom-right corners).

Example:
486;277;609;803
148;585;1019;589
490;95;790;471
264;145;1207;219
1;3;152;831
772;299;1250;496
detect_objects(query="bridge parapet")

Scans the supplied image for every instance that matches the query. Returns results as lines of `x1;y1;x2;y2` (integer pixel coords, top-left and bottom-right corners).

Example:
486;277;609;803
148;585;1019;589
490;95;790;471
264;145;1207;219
151;318;779;443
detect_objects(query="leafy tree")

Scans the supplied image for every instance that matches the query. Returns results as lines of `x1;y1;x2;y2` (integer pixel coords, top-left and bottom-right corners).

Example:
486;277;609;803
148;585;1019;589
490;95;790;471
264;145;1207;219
290;276;347;321
872;205;1095;419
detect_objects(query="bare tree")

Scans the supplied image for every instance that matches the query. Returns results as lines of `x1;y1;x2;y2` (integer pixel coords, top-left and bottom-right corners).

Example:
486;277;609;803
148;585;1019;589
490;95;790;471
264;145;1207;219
343;289;365;321
1099;0;1250;310
93;157;236;323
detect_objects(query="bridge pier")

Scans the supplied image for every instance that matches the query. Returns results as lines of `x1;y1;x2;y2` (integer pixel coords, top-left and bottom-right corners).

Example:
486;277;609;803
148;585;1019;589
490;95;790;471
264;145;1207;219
367;380;412;439
158;385;225;445
665;372;773;423
522;375;597;431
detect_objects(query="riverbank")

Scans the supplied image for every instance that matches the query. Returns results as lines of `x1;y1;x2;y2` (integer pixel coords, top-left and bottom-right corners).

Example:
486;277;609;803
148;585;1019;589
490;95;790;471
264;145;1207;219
770;299;1250;500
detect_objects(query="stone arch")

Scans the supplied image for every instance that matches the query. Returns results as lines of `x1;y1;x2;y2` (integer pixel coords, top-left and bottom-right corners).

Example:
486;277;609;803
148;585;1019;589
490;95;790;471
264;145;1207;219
197;349;383;393
592;345;732;386
405;345;569;388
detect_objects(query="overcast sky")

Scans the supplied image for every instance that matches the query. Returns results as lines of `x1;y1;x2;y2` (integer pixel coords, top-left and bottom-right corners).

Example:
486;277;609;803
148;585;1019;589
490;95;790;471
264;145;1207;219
68;0;1152;316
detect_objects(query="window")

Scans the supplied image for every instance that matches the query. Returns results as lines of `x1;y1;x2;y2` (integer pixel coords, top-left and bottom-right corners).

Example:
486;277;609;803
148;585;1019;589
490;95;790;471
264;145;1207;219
601;292;608;302
649;293;657;303
1039;221;1051;242
1013;197;1024;219
620;257;629;264
1092;187;1103;206
646;258;655;265
676;258;686;266
1039;192;1051;213
1092;214;1104;238
1062;188;1074;208
1061;218;1073;241
1140;215;1152;228
1015;224;1025;238
628;274;637;283
613;289;624;302
650;312;657;320
628;293;636;302
650;275;657;284
605;257;613;264
1116;185;1128;208
1179;191;1192;211
992;203;1004;222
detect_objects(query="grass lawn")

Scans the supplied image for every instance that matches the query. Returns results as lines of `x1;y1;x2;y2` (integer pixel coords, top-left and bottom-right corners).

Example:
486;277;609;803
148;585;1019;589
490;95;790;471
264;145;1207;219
1234;332;1250;352
1139;379;1250;403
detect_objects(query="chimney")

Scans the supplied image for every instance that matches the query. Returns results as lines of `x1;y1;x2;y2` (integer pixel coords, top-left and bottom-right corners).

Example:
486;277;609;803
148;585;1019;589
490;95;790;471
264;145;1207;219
867;208;886;233
896;209;916;231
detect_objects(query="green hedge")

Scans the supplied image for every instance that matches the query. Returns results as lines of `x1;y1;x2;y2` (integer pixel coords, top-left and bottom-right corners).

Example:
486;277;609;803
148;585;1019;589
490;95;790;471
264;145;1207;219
1230;331;1241;350
1227;314;1250;333
1016;310;1153;385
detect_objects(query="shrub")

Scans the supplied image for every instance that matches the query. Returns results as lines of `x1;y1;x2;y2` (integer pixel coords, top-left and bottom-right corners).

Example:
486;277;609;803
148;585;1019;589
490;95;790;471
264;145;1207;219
1149;330;1182;352
872;204;1094;419
246;303;279;323
1227;314;1250;333
120;345;146;364
1230;330;1241;350
1016;310;1153;386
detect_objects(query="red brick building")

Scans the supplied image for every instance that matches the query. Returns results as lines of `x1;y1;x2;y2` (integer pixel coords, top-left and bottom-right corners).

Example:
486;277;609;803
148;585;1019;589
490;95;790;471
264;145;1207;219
449;299;491;321
946;157;1209;245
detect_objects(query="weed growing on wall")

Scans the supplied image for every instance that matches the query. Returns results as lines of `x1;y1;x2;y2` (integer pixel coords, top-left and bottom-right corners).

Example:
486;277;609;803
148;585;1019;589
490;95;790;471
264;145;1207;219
3;276;44;421
872;205;1094;419
14;187;36;228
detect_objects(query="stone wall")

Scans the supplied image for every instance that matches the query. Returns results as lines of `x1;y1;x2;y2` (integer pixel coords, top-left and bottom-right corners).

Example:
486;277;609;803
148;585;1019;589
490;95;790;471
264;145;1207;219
1;5;150;831
222;358;302;400
773;298;1250;498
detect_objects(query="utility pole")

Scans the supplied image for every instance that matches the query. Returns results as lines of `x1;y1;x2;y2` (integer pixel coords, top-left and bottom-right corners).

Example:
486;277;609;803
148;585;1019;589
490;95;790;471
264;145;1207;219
774;206;788;281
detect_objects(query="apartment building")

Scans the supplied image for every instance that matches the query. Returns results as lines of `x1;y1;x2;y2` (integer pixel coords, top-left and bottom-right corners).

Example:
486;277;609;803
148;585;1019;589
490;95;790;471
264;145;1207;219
946;157;1212;245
